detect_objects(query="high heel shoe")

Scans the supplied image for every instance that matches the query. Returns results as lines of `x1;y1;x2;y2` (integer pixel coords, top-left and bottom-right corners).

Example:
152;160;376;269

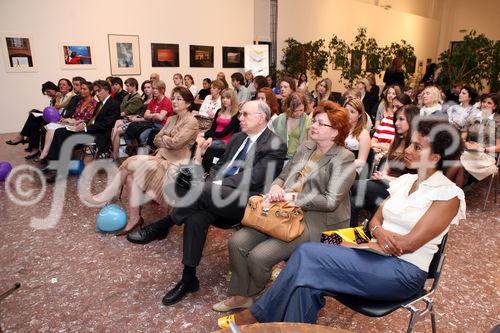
6;138;28;145
82;195;112;207
116;216;144;236
24;151;40;160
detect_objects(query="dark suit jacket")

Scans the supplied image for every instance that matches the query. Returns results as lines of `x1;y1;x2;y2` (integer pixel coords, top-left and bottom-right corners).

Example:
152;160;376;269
208;127;287;195
47;97;120;160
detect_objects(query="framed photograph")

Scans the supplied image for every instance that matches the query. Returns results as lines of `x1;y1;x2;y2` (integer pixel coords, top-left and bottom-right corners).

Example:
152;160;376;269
189;45;214;68
108;34;141;75
59;42;94;69
245;44;269;76
254;41;272;67
151;43;179;67
350;50;362;74
222;47;244;68
0;33;37;72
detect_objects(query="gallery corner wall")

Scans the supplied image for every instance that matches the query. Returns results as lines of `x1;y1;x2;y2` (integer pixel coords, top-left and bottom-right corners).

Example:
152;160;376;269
0;0;254;134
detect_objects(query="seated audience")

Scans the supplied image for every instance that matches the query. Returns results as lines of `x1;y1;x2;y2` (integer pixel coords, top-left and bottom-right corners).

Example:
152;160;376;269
277;76;297;113
220;119;465;327
124;80;173;147
184;74;198;98
371;86;401;157
6;81;59;149
193;78;212;111
447;85;480;129
350;105;420;226
212;100;355;314
344;98;371;174
125;101;287;307
140;80;154;113
257;87;279;119
266;75;275;89
231;72;252;104
366;73;380;97
217;72;229;89
87;87;199;234
110;78;146;159
198;79;224;119
341;88;373;130
172;73;184;89
447;92;499;187
270;92;312;159
252;76;268;99
25;78;76;159
149;73;160;82
445;81;463;104
312;78;333;107
110;77;128;104
198;89;240;171
245;70;256;98
356;78;379;121
420;86;445;117
37;81;97;163
297;73;308;92
43;80;120;182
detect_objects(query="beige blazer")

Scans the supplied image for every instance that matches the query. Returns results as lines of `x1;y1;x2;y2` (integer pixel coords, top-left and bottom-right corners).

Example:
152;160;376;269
153;113;199;163
272;141;356;241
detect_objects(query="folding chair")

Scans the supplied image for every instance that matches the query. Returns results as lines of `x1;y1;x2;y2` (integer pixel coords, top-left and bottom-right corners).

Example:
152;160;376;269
483;154;499;210
329;234;449;333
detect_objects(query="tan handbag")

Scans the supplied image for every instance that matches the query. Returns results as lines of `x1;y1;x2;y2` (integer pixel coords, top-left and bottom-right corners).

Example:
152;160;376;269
241;195;305;242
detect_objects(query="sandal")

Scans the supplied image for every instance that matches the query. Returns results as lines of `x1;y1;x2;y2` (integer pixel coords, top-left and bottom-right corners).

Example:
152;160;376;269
217;314;236;329
6;138;28;145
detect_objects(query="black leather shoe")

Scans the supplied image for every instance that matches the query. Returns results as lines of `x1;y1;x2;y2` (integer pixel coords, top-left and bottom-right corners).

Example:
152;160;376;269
126;219;170;244
25;151;40;160
162;279;199;306
45;171;64;184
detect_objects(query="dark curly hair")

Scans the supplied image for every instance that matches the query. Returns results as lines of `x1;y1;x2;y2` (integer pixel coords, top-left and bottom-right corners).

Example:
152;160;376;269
416;118;464;171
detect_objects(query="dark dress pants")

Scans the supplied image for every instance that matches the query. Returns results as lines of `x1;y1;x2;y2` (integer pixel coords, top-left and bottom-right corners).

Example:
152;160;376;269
170;181;249;267
20;112;47;150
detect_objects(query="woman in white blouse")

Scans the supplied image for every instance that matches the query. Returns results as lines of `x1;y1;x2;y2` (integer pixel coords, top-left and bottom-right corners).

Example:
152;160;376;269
217;118;466;327
197;79;224;118
184;74;198;98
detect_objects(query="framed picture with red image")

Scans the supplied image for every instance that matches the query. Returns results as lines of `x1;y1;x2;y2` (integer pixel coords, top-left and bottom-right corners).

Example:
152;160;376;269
59;42;95;69
151;43;179;67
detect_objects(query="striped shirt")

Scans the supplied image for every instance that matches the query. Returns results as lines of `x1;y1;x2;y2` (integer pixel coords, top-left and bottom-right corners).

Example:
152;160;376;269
373;115;395;144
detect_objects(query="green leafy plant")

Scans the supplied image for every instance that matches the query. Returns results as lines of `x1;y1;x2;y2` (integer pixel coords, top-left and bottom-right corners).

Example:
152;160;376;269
437;31;497;92
280;38;329;80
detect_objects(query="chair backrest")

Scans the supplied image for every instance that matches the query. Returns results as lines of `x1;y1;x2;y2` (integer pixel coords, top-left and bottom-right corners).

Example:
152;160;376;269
426;233;448;291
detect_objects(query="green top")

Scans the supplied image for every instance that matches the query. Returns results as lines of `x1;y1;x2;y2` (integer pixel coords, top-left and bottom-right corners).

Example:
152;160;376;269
272;113;311;158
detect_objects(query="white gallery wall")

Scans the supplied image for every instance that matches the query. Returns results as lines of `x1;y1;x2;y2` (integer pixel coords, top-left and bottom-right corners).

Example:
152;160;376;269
0;0;254;134
277;0;442;92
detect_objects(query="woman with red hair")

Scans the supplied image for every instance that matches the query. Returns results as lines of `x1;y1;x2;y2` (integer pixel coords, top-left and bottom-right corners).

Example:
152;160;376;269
212;101;356;313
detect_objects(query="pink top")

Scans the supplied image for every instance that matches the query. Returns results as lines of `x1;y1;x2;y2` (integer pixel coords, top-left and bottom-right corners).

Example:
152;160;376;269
147;96;173;124
215;116;233;144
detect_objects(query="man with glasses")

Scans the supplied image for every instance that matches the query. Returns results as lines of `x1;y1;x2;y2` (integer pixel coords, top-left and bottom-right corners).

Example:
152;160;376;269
127;100;287;306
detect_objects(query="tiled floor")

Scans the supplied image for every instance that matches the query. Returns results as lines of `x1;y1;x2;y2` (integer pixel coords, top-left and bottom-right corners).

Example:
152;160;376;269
0;133;498;333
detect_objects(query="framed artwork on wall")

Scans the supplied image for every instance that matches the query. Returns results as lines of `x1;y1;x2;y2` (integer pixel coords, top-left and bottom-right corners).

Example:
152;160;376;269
222;47;244;68
108;34;141;75
189;45;214;68
59;42;94;69
405;55;417;75
0;33;37;72
350;51;362;75
151;43;179;67
245;44;269;76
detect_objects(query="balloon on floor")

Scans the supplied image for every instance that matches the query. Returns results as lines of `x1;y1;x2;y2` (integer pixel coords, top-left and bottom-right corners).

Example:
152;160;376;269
96;204;128;233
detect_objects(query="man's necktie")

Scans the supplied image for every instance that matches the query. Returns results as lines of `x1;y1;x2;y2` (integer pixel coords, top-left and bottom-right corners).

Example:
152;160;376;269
223;138;251;177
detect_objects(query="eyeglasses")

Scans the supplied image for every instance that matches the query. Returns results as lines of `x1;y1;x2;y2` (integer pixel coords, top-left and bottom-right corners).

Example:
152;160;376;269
240;111;263;118
312;118;333;128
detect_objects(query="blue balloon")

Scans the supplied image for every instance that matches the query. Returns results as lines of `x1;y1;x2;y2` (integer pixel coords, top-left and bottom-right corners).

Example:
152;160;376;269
0;161;12;181
272;86;281;95
96;204;127;233
68;160;84;175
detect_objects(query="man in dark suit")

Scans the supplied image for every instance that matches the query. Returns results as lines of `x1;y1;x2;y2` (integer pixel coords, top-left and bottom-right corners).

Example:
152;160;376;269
43;80;120;182
127;100;287;305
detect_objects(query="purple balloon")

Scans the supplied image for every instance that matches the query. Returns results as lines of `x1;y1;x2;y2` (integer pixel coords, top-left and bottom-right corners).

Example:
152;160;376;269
0;161;12;181
43;106;61;123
